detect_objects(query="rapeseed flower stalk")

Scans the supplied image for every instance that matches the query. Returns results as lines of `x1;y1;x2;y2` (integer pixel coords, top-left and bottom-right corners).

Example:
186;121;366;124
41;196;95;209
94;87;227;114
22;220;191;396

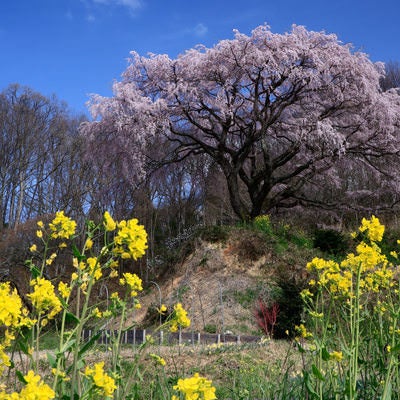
169;303;191;332
1;210;193;399
150;353;166;366
301;216;400;399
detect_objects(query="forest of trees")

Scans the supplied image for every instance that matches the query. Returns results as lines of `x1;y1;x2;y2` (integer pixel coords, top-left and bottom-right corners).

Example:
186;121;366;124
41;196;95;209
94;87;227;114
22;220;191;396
2;26;400;274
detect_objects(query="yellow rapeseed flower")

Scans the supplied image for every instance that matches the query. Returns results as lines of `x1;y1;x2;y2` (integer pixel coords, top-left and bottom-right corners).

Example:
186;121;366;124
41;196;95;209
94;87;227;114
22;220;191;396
295;323;313;339
85;238;94;250
92;307;102;318
150;353;166;366
87;257;102;281
359;215;384;242
28;278;62;320
172;373;217;400
58;281;71;300
329;351;343;362
0;370;55;399
84;362;117;398
119;273;143;297
159;304;167;314
45;253;57;266
113;218;147;260
170;303;190;332
49;211;77;239
103;211;116;231
0;282;34;330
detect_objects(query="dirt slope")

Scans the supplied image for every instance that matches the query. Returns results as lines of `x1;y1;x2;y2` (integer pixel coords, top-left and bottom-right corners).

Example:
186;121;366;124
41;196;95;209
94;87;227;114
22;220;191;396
135;228;312;335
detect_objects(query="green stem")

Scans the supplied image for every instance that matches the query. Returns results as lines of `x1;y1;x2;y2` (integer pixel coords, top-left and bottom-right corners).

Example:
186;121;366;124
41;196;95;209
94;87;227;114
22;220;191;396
348;264;362;400
70;276;95;397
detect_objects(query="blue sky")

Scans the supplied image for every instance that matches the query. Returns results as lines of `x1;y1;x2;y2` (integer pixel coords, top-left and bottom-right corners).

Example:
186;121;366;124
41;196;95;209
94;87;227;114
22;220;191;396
1;0;399;116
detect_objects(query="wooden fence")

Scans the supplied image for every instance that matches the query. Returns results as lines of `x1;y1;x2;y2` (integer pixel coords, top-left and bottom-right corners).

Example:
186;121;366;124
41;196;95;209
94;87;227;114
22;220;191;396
82;328;261;346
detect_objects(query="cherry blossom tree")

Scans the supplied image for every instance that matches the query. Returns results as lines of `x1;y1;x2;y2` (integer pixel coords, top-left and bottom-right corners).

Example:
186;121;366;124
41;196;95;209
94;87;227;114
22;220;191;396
81;25;400;220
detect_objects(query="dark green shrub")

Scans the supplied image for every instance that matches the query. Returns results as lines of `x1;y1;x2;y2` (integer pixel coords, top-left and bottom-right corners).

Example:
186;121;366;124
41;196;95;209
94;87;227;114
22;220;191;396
274;277;304;339
203;323;217;333
198;225;229;243
313;228;349;256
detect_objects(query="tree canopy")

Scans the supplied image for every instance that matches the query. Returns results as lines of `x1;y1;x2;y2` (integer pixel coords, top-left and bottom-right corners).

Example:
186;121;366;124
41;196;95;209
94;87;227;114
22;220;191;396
81;25;400;220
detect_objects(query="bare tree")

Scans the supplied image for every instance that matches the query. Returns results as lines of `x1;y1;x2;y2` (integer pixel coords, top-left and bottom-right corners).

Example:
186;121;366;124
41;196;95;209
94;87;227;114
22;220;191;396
381;61;400;91
0;84;90;228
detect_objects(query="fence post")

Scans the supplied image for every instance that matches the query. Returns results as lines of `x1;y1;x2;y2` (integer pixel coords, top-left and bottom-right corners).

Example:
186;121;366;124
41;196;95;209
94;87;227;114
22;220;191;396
159;330;164;345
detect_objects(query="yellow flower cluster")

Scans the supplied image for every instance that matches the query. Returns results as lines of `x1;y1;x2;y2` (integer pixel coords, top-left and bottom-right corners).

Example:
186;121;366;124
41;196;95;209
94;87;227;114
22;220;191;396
0;332;14;376
170;303;191;332
103;211;117;232
172;373;217;400
84;362;117;398
86;257;102;281
58;281;71;300
329;351;343;362
28;278;62;320
0;370;55;399
119;272;143;297
113;218;148;260
358;215;385;242
48;211;77;239
0;283;32;328
305;217;394;298
0;284;36;376
295;323;313;339
149;353;166;366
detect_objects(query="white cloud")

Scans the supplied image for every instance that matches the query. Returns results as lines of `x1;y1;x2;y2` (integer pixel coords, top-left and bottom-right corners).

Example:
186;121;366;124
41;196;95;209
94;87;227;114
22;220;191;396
193;23;208;37
92;0;142;11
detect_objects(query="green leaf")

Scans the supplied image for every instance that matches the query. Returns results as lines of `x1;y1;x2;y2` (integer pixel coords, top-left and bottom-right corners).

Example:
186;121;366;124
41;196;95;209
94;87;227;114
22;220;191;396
303;371;318;398
321;347;330;361
29;264;41;279
16;370;27;384
78;331;101;358
17;339;31;356
59;338;76;354
71;243;83;260
311;364;325;381
65;312;80;325
382;382;392;400
47;352;57;368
